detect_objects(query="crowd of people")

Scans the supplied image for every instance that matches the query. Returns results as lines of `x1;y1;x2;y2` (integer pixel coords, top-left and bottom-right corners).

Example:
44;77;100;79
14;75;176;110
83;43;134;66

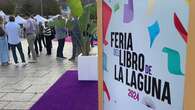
0;14;88;66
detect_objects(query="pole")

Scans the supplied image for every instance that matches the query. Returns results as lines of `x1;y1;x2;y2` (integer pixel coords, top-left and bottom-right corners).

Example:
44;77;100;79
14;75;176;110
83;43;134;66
41;0;43;16
97;0;103;110
184;1;195;110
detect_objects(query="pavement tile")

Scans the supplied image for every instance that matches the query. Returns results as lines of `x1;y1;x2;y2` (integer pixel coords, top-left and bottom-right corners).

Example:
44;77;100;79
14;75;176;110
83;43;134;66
3;102;33;110
0;93;6;98
0;102;9;109
31;93;44;102
24;85;51;94
0;93;35;102
0;40;77;109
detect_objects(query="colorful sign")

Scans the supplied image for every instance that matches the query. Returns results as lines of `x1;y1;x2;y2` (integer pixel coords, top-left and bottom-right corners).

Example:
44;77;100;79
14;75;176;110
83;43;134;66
102;0;189;110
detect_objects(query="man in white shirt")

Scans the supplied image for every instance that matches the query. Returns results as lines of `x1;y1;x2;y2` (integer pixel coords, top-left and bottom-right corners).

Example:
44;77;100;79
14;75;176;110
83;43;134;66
5;16;26;66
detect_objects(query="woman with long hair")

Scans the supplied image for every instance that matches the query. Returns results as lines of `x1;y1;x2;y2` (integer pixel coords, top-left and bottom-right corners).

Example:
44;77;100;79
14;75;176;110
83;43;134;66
0;16;9;66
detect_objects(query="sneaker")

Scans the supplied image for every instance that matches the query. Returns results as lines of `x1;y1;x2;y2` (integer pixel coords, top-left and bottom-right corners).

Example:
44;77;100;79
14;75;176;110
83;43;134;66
56;57;63;60
61;56;67;59
21;62;27;66
8;61;12;65
56;56;67;60
68;57;75;61
1;62;9;66
14;63;19;67
46;53;51;56
28;54;31;58
28;60;37;63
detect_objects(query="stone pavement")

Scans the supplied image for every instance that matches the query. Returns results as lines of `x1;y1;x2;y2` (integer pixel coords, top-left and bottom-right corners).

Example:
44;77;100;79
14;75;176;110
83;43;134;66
0;39;77;110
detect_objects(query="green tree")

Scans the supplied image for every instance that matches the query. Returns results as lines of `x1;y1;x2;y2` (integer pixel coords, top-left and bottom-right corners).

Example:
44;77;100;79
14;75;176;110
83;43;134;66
0;0;16;14
19;0;60;16
67;1;97;55
20;0;34;15
42;0;61;16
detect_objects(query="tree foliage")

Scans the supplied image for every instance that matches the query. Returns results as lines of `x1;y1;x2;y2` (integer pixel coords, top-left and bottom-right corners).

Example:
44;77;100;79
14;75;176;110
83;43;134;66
0;0;16;14
0;0;60;16
67;1;97;55
19;0;60;16
42;0;61;16
20;0;34;15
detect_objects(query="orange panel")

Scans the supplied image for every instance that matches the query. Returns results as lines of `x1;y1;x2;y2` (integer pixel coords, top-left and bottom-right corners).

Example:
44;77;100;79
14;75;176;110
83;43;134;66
97;0;103;110
184;1;195;110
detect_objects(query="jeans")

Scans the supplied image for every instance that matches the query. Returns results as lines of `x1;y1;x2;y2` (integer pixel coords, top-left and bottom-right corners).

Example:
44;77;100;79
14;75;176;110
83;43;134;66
45;36;52;55
71;32;81;58
27;33;37;60
9;42;25;64
38;34;46;51
56;38;65;57
0;36;9;64
34;36;39;54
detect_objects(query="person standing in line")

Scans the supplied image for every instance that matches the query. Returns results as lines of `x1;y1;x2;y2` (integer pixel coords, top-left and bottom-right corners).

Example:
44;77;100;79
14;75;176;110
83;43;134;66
25;14;37;63
27;18;39;57
68;16;82;61
54;16;67;59
5;16;27;66
50;26;56;49
44;21;52;55
19;24;25;38
0;16;9;66
34;19;40;56
38;22;46;52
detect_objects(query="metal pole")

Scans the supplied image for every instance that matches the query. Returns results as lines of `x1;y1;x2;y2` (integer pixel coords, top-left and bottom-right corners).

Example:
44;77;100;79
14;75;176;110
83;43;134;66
41;0;43;16
15;0;18;15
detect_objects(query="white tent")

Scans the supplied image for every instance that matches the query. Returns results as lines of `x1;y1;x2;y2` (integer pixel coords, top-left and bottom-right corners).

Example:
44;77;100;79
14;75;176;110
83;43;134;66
48;14;67;22
0;11;9;22
48;14;60;21
34;15;48;23
0;11;6;17
15;16;27;24
3;15;9;22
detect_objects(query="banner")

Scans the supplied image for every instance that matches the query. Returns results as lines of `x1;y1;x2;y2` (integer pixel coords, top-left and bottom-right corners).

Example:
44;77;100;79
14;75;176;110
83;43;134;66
102;0;189;110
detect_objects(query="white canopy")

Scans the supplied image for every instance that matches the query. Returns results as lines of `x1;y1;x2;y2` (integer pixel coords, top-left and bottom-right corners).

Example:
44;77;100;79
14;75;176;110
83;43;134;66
15;16;26;24
5;16;9;22
0;11;6;17
34;15;48;23
48;14;60;21
48;14;67;22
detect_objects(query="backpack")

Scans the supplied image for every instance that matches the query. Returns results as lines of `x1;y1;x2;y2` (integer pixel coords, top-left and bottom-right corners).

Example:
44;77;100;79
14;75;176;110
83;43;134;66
0;26;5;37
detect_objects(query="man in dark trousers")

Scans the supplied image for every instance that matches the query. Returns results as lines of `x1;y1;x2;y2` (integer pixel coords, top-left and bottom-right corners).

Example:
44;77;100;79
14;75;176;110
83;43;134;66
5;16;27;66
44;21;52;55
54;16;67;59
38;22;46;52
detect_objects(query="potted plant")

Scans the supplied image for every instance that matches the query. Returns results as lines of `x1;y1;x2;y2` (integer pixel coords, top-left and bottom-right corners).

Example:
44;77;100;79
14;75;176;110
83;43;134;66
66;0;98;80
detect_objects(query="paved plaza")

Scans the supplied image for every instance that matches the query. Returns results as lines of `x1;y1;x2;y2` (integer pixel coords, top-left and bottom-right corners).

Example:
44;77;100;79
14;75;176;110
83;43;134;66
0;39;77;110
